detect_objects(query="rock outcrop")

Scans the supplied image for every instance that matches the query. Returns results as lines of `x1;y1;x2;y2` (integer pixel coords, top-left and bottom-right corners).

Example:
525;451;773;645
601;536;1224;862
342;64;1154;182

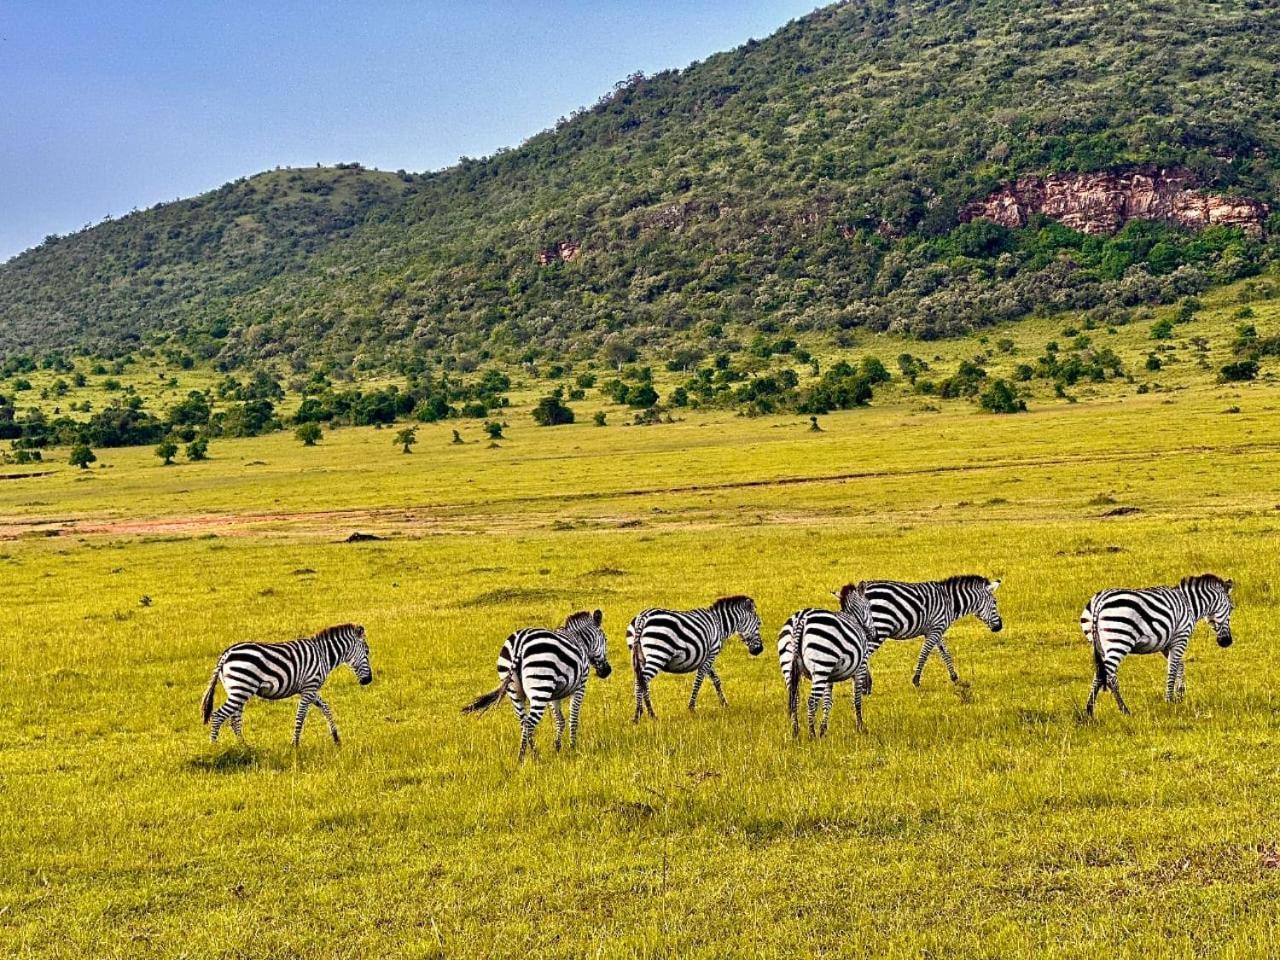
962;168;1267;237
537;240;581;265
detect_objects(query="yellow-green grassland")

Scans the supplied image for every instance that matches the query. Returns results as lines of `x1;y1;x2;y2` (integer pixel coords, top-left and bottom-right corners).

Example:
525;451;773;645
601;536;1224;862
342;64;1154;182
3;282;1280;958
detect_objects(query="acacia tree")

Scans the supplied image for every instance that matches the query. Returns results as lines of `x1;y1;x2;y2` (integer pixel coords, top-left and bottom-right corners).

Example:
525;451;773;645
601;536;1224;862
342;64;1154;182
155;439;178;465
296;422;322;446
394;427;417;453
70;444;96;469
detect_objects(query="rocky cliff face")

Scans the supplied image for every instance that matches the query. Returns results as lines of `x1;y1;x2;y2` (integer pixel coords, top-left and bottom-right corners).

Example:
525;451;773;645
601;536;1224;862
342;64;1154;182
962;168;1267;237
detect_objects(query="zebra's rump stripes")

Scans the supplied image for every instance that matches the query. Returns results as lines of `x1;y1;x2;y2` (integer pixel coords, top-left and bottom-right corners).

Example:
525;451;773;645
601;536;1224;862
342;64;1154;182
1082;573;1234;716
781;584;877;736
202;623;373;746
627;595;763;721
842;575;1003;688
463;609;611;761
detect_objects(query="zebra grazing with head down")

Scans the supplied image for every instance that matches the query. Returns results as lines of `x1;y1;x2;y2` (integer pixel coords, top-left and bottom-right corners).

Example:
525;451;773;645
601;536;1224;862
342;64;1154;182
202;623;373;746
463;609;611;761
779;584;877;737
1082;573;1234;716
840;575;1003;690
628;595;764;722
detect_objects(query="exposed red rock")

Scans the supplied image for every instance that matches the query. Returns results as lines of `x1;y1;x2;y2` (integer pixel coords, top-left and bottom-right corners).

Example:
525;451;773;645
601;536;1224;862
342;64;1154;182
962;168;1267;237
537;240;581;265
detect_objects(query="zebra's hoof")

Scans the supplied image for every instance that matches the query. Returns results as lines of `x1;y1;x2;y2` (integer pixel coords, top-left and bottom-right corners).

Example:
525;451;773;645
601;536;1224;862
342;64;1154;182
911;676;923;688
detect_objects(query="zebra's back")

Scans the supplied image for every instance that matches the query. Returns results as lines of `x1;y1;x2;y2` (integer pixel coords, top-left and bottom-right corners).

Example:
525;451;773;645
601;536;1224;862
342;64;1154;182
1082;586;1191;655
790;609;870;683
500;628;589;702
218;639;322;700
628;607;719;673
861;580;945;640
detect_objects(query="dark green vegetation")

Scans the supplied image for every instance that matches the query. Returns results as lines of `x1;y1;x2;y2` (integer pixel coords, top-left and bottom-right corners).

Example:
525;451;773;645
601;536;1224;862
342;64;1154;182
3;1;1280;371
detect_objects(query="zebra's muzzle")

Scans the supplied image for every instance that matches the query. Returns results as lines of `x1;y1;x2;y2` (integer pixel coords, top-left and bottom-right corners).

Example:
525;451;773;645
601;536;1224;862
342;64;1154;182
360;674;374;685
1217;632;1233;648
596;662;613;679
990;620;1003;633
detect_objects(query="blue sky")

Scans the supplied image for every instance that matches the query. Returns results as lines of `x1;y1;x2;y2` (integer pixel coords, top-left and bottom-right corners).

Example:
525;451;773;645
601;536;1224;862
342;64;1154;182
0;1;818;262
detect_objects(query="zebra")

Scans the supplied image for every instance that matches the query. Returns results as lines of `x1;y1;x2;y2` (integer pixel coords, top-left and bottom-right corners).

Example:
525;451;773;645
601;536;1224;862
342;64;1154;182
1082;573;1234;716
839;576;1003;690
779;583;878;737
462;609;611;761
201;623;372;746
628;595;764;722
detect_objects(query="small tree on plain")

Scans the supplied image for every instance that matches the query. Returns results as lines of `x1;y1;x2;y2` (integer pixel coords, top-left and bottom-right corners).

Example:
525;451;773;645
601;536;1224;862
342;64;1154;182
296;422;323;446
155;440;178;465
186;437;209;461
484;420;504;440
395;427;418;453
70;444;96;469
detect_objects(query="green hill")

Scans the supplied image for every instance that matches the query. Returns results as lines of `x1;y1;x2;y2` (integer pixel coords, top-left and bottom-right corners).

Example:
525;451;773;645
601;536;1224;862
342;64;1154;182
2;0;1279;369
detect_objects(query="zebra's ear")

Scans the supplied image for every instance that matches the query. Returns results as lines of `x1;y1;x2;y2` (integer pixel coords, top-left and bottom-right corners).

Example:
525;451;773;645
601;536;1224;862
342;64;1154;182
1225;578;1234;592
990;579;1002;592
592;608;603;625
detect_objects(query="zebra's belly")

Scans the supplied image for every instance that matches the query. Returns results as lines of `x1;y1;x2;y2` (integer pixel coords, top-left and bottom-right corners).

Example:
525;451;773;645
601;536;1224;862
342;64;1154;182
662;650;701;673
1125;635;1168;656
256;679;295;700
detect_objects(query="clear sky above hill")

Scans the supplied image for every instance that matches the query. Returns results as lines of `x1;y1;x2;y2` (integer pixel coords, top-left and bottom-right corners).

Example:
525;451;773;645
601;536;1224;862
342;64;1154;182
0;1;817;262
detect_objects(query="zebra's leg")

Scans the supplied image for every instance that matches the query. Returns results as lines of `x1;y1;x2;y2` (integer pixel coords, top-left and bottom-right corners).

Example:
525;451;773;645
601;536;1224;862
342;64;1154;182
819;682;834;737
853;679;865;732
552;700;566;751
912;634;943;687
1107;666;1131;716
568;684;586;750
292;691;318;747
519;699;547;761
806;685;822;738
210;688;250;743
688;667;706;712
229;710;244;739
1166;639;1189;703
859;665;873;695
642;666;658;718
706;665;728;707
936;638;960;683
313;696;341;744
1084;673;1104;716
507;685;525;723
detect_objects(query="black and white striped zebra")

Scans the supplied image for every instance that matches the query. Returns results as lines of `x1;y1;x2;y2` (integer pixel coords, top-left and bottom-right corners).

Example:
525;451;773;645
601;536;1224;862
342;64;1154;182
779;584;877;737
628;595;764;722
201;623;373;746
1082;573;1234;716
840;576;1003;689
462;609;611;760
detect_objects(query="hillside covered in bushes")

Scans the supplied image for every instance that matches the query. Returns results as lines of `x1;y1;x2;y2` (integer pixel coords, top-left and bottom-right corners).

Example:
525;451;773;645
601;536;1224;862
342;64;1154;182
2;0;1279;371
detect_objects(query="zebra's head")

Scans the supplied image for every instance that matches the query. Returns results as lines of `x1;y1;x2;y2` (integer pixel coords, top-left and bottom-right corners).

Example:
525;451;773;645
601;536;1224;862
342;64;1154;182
946;575;1003;632
713;595;764;656
836;583;876;637
565;609;611;678
1182;574;1234;647
344;624;373;685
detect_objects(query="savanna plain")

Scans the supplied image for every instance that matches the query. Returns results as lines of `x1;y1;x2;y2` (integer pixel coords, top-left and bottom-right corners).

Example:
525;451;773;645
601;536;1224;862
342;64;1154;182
4;306;1280;958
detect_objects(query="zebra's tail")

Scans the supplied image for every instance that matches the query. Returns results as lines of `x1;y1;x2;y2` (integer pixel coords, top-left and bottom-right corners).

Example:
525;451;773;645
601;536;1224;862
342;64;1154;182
462;673;513;715
1087;604;1106;684
201;659;223;725
629;619;648;694
786;614;806;736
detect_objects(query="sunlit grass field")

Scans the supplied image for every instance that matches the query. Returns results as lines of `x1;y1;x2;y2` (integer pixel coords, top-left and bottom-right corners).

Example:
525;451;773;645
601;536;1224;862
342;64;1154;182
4;354;1280;958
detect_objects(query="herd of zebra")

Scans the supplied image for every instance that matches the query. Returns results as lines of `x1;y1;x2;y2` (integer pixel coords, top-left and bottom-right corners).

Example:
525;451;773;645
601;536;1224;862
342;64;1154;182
199;573;1235;756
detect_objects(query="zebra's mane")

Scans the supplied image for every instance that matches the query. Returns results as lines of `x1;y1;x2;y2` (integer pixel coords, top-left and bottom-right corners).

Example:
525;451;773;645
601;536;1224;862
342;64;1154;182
940;575;989;591
563;610;597;630
312;623;360;642
838;583;865;608
711;595;753;612
1181;573;1231;592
